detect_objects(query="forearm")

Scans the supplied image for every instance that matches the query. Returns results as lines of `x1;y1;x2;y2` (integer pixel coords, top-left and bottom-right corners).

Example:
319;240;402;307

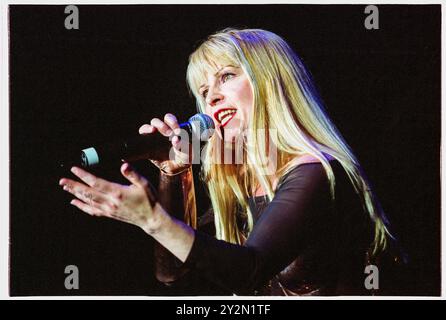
151;167;197;282
157;166;196;228
145;203;195;263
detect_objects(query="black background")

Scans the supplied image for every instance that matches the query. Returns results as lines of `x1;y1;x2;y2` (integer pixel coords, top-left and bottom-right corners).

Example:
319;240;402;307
9;5;440;296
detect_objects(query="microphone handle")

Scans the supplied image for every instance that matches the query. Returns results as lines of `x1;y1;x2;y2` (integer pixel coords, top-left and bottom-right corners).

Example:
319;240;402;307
81;133;173;167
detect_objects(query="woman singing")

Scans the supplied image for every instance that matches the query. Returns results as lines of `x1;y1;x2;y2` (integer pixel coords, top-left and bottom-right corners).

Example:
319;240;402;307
59;28;403;295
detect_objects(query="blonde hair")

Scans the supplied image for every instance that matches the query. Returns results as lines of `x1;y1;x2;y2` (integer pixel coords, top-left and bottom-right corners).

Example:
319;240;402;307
186;28;392;257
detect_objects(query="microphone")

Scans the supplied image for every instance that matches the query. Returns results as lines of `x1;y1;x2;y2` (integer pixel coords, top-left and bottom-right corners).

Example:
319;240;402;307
61;113;214;168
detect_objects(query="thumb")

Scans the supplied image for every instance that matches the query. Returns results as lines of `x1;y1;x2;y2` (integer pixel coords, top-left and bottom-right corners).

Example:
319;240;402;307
121;162;148;188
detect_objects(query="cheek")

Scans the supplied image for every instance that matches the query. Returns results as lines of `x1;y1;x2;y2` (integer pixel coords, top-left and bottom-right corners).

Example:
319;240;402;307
200;100;224;140
204;105;214;120
239;79;253;101
238;81;254;120
204;105;211;116
204;105;220;129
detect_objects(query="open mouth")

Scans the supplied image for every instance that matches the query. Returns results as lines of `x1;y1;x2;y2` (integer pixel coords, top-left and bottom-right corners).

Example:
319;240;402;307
214;108;237;128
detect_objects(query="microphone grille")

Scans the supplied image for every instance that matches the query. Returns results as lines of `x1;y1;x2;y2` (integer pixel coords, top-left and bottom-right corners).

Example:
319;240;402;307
188;113;215;140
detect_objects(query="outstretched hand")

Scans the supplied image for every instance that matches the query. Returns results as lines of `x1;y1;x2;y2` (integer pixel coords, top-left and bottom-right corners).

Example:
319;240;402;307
59;163;158;230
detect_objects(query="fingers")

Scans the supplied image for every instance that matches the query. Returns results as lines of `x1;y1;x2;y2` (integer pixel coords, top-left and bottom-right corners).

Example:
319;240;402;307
70;199;127;221
121;163;157;206
59;178;116;212
171;135;181;149
70;199;105;217
164;113;181;135
150;118;173;137
139;124;156;135
120;162;148;188
139;113;181;137
60;165;157;225
69;167;113;193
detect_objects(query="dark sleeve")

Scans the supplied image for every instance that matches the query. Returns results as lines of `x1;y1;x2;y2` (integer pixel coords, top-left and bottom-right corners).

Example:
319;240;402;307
183;163;334;295
155;208;233;296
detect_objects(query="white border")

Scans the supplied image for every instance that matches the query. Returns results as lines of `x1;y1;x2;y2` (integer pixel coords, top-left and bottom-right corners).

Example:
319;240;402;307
0;0;9;301
2;0;445;4
1;0;444;300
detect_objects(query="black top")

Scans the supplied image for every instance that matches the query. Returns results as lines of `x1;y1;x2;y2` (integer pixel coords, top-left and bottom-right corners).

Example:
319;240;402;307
164;160;392;296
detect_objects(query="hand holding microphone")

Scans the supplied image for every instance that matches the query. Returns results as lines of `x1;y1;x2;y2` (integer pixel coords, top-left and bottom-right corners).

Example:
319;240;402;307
139;113;212;175
65;113;215;175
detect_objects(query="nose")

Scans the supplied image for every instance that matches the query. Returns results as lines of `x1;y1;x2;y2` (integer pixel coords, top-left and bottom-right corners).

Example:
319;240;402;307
205;87;224;107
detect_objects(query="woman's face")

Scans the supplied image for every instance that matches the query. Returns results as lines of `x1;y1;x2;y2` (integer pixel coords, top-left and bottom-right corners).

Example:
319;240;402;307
199;64;254;143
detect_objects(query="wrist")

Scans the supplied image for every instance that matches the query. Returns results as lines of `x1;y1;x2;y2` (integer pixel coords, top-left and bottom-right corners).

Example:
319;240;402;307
142;203;172;236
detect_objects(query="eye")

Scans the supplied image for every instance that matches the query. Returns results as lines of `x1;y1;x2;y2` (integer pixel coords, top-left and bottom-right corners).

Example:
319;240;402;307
201;88;209;99
221;72;235;83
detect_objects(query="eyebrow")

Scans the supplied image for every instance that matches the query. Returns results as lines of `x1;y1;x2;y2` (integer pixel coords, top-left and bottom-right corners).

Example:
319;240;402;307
198;65;237;90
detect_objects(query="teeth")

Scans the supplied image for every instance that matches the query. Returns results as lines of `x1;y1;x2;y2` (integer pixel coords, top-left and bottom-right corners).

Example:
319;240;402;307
217;109;236;123
220;113;236;127
221;115;233;127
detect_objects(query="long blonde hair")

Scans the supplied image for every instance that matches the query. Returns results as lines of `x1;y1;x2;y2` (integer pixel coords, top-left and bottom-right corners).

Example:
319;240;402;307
186;28;392;257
